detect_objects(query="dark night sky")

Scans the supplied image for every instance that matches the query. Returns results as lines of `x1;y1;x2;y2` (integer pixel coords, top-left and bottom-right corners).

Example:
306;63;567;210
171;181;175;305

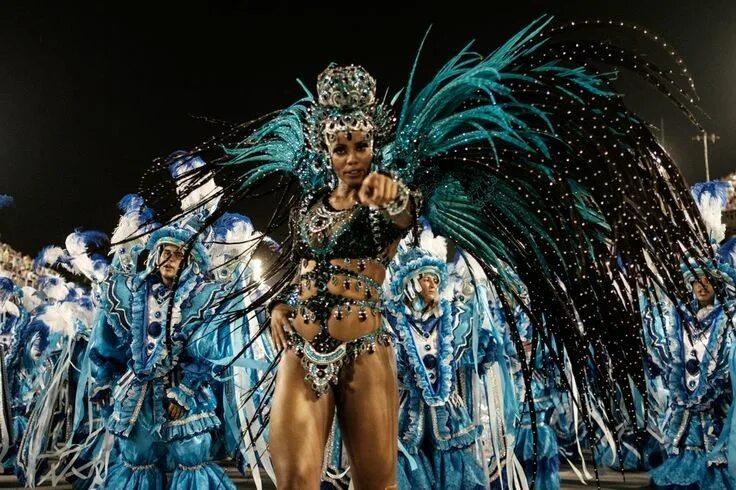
1;1;735;254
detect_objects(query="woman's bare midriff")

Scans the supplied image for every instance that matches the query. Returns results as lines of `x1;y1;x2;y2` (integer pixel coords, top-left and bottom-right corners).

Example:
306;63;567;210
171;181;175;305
293;258;387;342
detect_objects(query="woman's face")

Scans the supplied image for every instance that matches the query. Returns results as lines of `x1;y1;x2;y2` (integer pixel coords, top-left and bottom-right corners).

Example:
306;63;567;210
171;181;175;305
692;275;716;306
327;131;373;188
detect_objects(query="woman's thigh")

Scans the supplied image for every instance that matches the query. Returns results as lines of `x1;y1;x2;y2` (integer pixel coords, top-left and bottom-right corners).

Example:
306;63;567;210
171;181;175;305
270;350;335;489
336;344;398;490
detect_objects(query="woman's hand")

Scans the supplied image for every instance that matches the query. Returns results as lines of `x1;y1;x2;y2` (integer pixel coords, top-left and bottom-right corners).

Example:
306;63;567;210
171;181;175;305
358;172;398;207
270;303;293;351
167;400;187;420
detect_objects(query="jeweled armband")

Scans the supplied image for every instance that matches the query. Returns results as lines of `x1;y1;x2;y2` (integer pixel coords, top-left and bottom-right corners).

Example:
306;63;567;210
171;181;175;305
267;284;299;314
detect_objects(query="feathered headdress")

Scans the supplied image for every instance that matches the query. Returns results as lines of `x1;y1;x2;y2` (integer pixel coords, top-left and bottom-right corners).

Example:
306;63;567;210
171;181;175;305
680;252;736;293
64;230;110;283
208;213;262;282
167;151;222;215
388;224;449;300
36;276;70;303
34;231;110;284
690;181;732;243
110;193;156;253
143;224;210;277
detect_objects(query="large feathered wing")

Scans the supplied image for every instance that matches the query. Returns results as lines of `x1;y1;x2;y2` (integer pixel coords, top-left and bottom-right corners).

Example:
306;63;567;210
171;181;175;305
388;16;710;444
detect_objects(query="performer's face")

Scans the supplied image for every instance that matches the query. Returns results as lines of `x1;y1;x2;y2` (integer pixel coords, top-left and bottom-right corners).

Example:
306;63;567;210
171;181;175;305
418;273;440;305
692;276;715;306
328;131;373;188
158;244;185;285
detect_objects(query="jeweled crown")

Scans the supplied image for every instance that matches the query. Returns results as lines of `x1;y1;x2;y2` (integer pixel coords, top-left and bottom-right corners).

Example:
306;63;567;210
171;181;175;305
317;64;376;110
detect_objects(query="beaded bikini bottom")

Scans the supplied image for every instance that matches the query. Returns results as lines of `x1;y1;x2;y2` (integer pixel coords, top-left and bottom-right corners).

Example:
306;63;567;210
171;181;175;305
286;324;392;396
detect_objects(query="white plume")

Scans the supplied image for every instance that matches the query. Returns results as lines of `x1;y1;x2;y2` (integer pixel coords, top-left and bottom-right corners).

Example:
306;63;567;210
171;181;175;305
37;302;78;338
41;278;70;302
65;233;109;283
418;226;447;261
21;287;43;312
111;214;141;248
697;193;726;243
39;246;67;268
64;233;87;256
180;176;222;214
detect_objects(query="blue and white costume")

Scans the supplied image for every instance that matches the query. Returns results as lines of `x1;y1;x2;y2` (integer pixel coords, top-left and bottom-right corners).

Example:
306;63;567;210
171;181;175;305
89;225;236;490
507;305;561;490
0;276;28;471
385;232;503;490
11;232;110;487
646;260;735;490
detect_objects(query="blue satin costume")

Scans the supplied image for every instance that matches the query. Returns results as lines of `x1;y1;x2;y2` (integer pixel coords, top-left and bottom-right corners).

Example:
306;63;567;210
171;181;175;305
89;227;236;490
386;246;501;490
494;302;560;490
646;292;734;489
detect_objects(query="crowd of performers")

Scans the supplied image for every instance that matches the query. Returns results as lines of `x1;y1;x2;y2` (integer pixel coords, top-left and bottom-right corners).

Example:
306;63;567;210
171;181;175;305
2;15;736;490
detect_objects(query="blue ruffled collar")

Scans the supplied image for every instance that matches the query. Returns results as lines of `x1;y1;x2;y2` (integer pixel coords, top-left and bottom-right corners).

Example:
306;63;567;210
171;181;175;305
667;303;731;407
391;300;455;407
128;273;203;377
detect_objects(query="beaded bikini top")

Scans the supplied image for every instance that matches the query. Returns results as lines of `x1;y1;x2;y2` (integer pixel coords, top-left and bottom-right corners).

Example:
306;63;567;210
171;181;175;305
292;191;404;264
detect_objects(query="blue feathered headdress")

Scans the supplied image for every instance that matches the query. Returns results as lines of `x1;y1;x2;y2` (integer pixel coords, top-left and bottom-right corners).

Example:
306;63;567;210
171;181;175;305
691;181;731;208
690;180;732;243
389;247;448;298
19;319;50;356
117;193;155;223
167;151;207;180
144;225;210;275
211;213;254;241
681;254;736;293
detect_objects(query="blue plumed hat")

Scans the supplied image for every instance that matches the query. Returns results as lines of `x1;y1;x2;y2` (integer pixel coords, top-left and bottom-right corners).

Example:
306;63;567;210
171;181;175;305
389;221;449;299
389;247;448;298
144;225;210;275
680;253;736;294
167;151;207;180
690;180;732;243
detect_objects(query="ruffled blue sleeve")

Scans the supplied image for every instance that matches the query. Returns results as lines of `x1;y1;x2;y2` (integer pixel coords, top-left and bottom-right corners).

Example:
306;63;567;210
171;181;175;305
639;291;673;373
455;284;502;371
176;310;233;394
712;331;736;478
88;300;128;398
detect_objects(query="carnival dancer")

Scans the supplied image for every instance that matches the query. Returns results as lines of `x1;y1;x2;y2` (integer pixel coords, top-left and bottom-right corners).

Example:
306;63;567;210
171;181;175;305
12;232;109;488
88;225;236;490
384;228;504;490
645;258;735;489
5;274;90;484
644;180;736;489
0;275;26;471
265;65;417;490
507;292;561;490
149;17;712;489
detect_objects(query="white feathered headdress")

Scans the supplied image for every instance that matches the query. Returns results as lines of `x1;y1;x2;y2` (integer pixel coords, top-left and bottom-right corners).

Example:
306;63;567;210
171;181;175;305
691;181;733;243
